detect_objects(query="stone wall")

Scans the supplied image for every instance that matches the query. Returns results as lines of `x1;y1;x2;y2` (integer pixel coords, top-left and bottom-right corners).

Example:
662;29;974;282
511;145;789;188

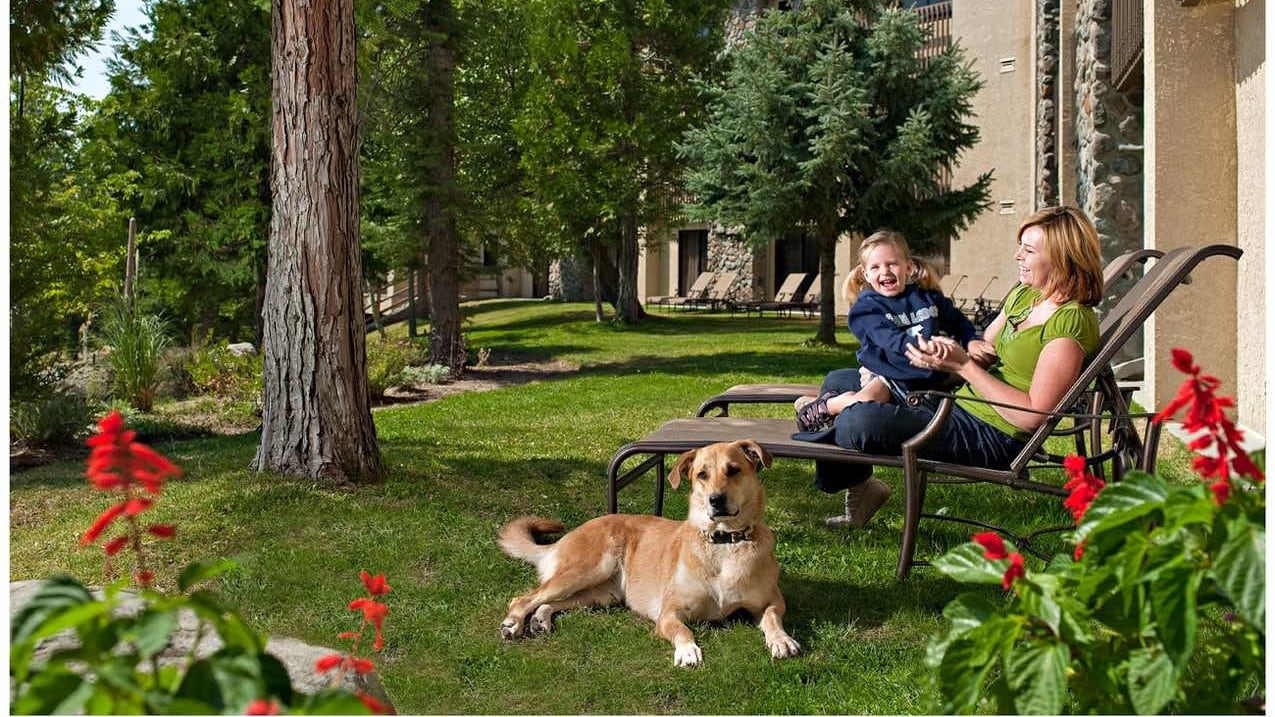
1074;0;1143;262
707;227;764;302
1036;0;1060;208
548;256;593;301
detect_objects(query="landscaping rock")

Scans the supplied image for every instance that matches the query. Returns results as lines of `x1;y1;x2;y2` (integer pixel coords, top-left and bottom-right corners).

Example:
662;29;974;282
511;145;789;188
226;342;257;356
10;580;393;711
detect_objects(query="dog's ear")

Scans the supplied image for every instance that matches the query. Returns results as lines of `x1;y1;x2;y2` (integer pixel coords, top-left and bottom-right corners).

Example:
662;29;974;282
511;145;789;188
669;448;698;490
735;440;772;471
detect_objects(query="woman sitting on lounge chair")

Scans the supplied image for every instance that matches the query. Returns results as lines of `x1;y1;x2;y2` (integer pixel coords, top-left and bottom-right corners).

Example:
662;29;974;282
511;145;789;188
807;205;1105;529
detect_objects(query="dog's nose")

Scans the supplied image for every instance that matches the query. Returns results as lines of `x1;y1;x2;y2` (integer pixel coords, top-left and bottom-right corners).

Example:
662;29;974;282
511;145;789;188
708;492;729;513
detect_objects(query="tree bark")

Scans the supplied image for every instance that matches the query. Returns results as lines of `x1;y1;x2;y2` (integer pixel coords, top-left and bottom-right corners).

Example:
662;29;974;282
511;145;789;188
423;0;465;374
254;0;383;483
815;215;839;345
614;213;646;323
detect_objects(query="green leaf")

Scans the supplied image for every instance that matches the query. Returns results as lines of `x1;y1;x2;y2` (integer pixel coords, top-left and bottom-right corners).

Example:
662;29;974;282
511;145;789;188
1075;472;1168;544
1126;645;1177;715
932;543;1007;585
1161;486;1215;532
11;663;94;715
208;648;267;713
1006;640;1069;716
179;558;238;593
927;592;998;669
173;659;223;710
131;608;180;659
10;576;99;681
1016;573;1061;635
1213;516;1265;627
296;689;377;715
937;617;1021;714
1148;562;1199;668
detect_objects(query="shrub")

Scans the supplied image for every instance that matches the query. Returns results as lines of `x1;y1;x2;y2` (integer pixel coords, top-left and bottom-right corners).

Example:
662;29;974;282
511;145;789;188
185;340;263;401
10;392;94;449
366;337;425;397
929;349;1264;714
399;363;452;385
10;412;393;715
99;303;171;412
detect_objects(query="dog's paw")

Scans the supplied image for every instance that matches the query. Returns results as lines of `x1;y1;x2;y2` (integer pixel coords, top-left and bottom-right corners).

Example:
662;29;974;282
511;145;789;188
500;617;524;641
529;605;555;635
768;633;801;659
673;643;703;667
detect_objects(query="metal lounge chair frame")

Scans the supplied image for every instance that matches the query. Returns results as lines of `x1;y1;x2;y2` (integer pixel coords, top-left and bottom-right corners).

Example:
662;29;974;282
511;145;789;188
733;272;809;316
683;270;739;311
605;244;1243;580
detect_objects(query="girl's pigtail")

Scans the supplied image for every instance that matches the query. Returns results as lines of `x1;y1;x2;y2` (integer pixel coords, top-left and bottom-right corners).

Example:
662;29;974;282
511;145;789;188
843;265;868;305
911;256;942;291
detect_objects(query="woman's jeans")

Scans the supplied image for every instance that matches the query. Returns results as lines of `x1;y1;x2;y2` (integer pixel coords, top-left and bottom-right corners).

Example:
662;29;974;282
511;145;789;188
811;368;1026;493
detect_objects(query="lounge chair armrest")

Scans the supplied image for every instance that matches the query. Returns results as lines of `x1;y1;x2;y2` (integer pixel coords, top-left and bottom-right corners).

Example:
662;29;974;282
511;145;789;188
903;390;1157;422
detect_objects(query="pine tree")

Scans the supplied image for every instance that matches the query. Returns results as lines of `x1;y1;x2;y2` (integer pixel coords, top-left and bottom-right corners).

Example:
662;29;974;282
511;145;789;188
680;0;991;344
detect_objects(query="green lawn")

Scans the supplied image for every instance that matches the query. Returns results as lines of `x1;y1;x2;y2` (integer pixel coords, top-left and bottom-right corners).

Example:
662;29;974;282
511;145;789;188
9;300;1194;714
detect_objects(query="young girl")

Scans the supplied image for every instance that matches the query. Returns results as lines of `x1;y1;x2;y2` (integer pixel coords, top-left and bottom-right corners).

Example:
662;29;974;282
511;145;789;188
795;230;996;434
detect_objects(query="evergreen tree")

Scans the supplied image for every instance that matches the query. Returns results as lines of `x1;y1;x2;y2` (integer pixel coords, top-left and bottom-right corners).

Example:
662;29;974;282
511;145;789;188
680;0;991;343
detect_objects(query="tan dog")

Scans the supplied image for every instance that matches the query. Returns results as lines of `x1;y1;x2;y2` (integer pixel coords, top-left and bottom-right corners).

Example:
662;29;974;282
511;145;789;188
498;439;800;667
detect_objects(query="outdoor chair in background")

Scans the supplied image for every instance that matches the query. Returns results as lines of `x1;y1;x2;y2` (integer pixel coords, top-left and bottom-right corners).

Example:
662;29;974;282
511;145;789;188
939;272;967;306
966;275;1013;330
603;244;1242;580
684;270;740;311
656;271;716;311
733;273;808;316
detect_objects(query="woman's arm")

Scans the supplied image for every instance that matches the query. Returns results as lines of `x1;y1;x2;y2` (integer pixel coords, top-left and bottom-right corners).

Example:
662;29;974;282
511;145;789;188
907;335;1085;432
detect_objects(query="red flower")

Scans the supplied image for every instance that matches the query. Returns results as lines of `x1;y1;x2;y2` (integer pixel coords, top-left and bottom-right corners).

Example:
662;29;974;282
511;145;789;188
338;631;360;639
1073;541;1086;561
123;498;153;516
356;692;393;714
84;411;181;496
135;569;155;587
1170;348;1197;374
148;524;176;538
1210;479;1231;505
350;597;389;651
1001;553;1025;590
361;570;392;596
315;653;343;673
350;657;376;673
1062;458;1106;524
81;502;128;545
971;532;1009;560
104;535;130;556
244;699;280;715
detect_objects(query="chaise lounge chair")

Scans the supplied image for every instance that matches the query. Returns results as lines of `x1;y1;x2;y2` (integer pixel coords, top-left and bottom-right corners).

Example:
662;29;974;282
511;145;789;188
656;271;716;311
604;244;1243;580
732;273;808;316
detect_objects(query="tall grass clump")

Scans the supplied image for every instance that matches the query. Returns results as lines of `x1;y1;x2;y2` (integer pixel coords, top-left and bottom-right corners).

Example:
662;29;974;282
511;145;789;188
99;302;170;412
10;391;94;449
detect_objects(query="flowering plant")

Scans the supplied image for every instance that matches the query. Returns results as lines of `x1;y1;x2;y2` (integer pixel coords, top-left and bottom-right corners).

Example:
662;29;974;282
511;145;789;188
927;350;1264;714
10;412;393;715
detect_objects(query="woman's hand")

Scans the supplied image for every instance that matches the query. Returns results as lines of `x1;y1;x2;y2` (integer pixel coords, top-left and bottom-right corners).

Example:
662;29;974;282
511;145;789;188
966;339;998;367
906;336;969;373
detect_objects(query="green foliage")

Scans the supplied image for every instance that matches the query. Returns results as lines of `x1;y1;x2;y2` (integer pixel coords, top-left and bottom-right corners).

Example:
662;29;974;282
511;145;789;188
929;471;1265;714
399;364;453;385
185;340;264;401
100;303;172;412
10;0;113;85
10;392;95;449
10;572;378;715
366;337;428;398
87;0;272;339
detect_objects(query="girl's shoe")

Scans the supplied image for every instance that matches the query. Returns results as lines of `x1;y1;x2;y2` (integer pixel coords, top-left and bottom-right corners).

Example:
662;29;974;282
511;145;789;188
825;478;892;528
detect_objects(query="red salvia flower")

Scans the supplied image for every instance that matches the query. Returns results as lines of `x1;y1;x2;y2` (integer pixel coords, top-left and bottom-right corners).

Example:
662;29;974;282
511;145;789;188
339;631;359;639
1210;479;1231;505
350;597;390;651
82;502;128;545
1073;541;1086;561
315;653;344;673
1001;553;1025;591
971;532;1009;560
1062;455;1106;524
244;699;280;715
350;657;376;674
148;525;176;538
104;535;130;556
356;692;393;714
84;411;182;496
135;569;155;587
360;570;392;596
1155;348;1264;493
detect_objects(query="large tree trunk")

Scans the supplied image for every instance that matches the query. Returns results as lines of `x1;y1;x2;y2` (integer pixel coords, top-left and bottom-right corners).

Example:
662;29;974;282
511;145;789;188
815;216;839;345
424;0;465;374
254;0;383;483
614;213;646;323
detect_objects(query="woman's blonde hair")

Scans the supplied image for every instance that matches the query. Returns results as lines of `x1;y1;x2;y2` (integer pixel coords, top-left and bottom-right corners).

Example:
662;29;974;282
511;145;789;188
843;230;941;304
1017;206;1104;306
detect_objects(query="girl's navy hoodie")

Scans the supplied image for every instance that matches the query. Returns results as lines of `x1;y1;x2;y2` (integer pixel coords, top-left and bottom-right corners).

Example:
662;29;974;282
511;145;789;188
849;284;978;388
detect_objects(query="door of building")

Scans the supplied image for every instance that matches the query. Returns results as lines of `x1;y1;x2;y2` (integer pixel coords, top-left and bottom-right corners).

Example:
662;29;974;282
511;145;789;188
677;229;708;296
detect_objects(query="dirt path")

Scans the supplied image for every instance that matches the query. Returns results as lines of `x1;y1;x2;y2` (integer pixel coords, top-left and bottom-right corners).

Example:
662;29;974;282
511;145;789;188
379;357;579;405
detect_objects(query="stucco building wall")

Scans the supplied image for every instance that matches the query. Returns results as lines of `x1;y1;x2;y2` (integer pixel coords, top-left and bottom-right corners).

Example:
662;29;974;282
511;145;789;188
1233;0;1264;432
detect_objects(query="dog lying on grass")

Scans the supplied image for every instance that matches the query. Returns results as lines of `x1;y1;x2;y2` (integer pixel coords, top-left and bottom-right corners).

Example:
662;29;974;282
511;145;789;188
498;439;800;667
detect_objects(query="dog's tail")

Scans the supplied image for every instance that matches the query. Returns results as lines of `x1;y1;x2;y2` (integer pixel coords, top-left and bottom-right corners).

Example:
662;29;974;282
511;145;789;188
498;516;566;566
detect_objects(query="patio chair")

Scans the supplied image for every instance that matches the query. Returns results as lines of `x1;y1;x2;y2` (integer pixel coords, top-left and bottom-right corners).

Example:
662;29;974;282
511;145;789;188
685;270;739;311
658;271;716;311
604;244;1242;580
733;273;808;316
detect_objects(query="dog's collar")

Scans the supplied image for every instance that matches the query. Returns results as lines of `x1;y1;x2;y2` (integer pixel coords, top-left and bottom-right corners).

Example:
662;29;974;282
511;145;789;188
704;527;753;544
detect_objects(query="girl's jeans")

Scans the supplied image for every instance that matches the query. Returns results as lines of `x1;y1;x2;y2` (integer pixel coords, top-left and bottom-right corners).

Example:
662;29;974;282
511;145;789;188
811;368;1026;493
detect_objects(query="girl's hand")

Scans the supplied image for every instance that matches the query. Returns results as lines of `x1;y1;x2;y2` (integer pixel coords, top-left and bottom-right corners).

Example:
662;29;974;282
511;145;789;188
966;339;997;367
907;336;970;373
